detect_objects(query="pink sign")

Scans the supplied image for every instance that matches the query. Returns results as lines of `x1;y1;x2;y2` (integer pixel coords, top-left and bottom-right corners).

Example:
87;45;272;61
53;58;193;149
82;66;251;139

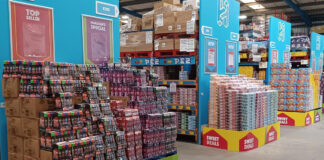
83;15;113;64
10;2;54;61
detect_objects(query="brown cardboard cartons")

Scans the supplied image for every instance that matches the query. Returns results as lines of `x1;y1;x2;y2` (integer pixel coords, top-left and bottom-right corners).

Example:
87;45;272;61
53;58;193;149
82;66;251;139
24;138;40;158
155;39;174;51
155;12;177;34
22;118;39;138
162;0;180;5
103;82;110;95
130;16;142;31
7;117;23;137
175;39;198;50
121;32;154;52
23;155;40;160
174;21;199;33
21;98;54;118
40;150;52;160
2;78;20;98
8;152;23;160
154;2;172;10
142;13;154;30
7;136;24;154
5;98;21;117
120;46;137;52
176;10;199;23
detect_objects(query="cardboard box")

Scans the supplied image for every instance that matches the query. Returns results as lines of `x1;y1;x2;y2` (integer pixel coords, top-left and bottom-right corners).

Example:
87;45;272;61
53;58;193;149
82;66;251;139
22;118;39;138
21;98;55;118
155;12;177;34
154;2;173;10
24;155;39;160
176;10;199;23
7;117;23;137
175;38;198;51
174;21;199;33
163;0;180;5
155;39;174;51
2;78;20;98
111;96;130;107
103;82;110;96
120;31;153;52
5;98;21;117
8;152;23;160
40;150;52;160
130;16;142;32
8;136;24;154
24;138;40;158
142;13;154;30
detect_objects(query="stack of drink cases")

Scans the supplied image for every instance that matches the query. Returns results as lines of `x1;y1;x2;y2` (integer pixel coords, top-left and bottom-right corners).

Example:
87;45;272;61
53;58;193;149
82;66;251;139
209;75;278;131
270;63;314;112
2;60;177;160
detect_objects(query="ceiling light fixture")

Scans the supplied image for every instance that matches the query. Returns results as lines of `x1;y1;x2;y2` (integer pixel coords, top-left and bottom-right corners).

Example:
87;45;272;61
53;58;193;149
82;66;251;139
121;15;129;19
239;15;247;19
248;4;265;10
240;0;256;3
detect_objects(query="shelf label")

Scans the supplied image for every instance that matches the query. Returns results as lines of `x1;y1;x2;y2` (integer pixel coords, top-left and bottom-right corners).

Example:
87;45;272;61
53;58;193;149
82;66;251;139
259;62;268;69
170;82;177;93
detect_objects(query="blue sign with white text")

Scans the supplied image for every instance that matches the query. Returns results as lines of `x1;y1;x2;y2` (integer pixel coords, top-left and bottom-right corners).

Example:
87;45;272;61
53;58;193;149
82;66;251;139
267;17;291;83
310;32;324;71
131;56;195;66
96;1;119;18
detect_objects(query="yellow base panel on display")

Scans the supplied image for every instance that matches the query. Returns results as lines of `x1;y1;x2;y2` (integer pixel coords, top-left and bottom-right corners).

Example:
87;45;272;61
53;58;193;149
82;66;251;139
159;154;178;160
278;110;315;126
291;52;308;57
202;122;280;152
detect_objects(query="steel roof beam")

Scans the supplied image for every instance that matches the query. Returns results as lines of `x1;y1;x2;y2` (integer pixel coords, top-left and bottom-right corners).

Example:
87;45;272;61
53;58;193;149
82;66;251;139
283;0;312;27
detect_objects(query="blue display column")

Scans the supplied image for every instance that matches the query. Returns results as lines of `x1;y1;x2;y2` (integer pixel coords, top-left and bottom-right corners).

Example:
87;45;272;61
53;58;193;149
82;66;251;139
198;0;240;144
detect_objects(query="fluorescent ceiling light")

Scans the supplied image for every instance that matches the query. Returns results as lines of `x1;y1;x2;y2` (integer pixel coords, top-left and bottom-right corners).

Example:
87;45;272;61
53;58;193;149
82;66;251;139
240;0;256;3
248;4;265;10
239;15;247;19
121;15;129;19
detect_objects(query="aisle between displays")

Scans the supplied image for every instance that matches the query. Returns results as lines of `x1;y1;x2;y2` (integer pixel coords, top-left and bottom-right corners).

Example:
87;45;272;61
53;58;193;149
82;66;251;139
121;0;200;142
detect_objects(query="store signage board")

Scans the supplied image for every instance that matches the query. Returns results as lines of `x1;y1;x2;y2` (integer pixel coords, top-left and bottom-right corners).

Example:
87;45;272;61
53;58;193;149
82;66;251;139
96;1;119;18
131;56;195;66
198;0;240;144
82;15;114;64
9;1;54;61
267;17;291;84
225;41;237;74
205;37;218;73
310;32;324;71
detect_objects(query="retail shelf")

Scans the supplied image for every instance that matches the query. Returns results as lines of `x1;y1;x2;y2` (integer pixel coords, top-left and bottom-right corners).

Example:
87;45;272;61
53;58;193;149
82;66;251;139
177;129;196;136
168;105;196;111
131;56;196;66
158;80;196;86
239;62;259;66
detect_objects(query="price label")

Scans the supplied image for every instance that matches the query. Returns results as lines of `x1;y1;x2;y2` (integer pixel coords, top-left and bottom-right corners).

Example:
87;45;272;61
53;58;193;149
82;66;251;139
170;82;177;93
301;60;308;65
259;62;268;69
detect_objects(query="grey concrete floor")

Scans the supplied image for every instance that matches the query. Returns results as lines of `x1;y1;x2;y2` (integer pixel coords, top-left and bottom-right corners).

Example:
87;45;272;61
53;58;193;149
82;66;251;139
177;120;324;160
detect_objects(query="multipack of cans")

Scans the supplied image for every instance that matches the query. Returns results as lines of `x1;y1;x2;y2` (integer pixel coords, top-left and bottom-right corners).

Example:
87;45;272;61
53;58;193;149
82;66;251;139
169;88;196;106
209;75;278;131
270;63;316;112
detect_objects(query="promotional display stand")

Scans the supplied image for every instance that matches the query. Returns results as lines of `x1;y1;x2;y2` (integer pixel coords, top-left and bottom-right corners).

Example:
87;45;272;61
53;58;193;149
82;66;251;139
277;32;324;127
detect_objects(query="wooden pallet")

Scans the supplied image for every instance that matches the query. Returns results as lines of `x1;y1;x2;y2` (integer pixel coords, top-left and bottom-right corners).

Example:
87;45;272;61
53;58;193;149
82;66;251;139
154;50;197;57
154;32;199;39
120;51;153;58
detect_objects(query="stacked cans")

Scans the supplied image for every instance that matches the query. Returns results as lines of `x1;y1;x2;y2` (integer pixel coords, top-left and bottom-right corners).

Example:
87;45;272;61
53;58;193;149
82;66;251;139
270;63;316;112
170;88;196;106
209;75;279;131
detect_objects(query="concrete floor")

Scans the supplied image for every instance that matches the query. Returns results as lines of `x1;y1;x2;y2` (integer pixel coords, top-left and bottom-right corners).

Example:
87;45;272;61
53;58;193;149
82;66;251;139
177;120;324;160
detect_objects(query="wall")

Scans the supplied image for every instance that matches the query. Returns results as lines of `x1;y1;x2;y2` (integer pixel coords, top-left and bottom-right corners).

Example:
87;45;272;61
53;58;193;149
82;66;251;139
0;0;120;103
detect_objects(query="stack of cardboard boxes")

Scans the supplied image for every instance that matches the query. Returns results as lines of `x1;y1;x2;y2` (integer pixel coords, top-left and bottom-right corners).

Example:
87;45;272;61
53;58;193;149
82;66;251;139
120;0;199;54
3;78;54;160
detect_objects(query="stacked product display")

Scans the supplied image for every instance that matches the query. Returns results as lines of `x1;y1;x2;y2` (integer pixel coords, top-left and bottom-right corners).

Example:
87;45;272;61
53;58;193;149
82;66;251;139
321;73;324;105
290;35;310;68
270;63;315;112
209;75;278;131
2;60;177;160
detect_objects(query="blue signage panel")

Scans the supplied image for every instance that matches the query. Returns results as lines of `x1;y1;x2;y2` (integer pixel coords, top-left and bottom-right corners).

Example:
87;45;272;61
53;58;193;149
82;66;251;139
96;1;119;18
267;17;291;84
131;56;195;66
310;32;324;71
198;0;240;144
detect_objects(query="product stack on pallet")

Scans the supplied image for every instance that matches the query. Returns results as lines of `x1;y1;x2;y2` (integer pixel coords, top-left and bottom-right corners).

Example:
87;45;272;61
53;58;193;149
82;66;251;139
2;60;178;160
239;16;269;81
202;75;280;152
290;35;310;68
121;0;200;142
271;63;322;126
321;73;324;113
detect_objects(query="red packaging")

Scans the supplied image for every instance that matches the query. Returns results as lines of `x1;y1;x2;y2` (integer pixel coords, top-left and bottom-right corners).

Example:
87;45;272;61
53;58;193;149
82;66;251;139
125;131;135;147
